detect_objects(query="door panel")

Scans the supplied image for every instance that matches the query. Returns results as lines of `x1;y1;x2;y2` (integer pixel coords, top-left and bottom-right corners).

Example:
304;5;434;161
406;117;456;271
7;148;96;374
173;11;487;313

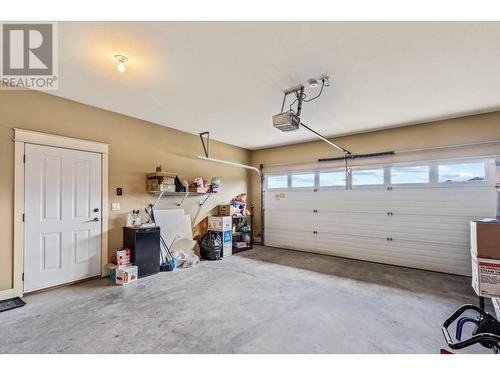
41;232;62;270
42;156;62;220
73;229;91;264
73;159;91;219
24;144;102;292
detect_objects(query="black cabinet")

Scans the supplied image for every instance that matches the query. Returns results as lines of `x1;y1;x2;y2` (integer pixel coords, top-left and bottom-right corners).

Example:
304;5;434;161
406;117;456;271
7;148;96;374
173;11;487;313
123;226;160;278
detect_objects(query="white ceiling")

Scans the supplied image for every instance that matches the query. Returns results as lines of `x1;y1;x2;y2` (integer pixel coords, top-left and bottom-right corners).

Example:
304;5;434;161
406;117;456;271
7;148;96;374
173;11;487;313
54;22;500;150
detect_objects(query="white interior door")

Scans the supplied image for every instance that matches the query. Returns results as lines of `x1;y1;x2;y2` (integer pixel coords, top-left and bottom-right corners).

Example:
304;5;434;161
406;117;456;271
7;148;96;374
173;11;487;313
24;144;102;292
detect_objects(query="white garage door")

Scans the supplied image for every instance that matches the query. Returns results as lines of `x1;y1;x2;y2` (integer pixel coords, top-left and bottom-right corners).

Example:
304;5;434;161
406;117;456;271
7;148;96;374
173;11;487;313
265;158;498;276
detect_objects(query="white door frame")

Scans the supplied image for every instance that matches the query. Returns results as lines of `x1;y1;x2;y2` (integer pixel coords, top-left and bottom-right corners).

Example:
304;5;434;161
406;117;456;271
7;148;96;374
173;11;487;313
10;128;109;298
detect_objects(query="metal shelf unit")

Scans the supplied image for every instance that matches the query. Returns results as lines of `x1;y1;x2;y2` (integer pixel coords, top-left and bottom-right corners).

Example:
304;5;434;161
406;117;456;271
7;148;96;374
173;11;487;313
232;214;253;253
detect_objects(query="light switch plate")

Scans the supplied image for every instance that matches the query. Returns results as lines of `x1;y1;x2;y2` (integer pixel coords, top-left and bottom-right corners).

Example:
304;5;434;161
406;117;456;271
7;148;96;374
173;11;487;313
111;203;121;211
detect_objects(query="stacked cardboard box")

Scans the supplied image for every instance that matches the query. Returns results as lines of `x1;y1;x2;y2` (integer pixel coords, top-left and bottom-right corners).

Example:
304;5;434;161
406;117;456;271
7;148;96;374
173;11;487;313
105;248;138;285
146;172;176;193
116;248;131;267
218;204;240;216
116;265;138;285
208;216;232;257
470;220;500;298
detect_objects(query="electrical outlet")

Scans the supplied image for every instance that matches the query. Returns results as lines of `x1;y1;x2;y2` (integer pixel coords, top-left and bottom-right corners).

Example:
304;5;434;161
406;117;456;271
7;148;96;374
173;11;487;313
111;203;121;211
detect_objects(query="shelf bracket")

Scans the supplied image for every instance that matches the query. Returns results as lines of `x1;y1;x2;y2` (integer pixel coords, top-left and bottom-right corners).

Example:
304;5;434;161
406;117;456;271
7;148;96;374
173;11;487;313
177;191;190;206
199;192;212;206
150;190;165;209
199;132;210;158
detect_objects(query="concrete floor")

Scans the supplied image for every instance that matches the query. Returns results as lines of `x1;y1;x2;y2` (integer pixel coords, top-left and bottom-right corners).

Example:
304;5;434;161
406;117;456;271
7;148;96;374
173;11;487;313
0;246;491;353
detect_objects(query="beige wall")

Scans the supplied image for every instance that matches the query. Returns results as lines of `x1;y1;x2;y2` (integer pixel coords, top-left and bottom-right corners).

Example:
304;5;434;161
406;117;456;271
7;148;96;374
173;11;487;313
0;90;251;291
250;111;500;238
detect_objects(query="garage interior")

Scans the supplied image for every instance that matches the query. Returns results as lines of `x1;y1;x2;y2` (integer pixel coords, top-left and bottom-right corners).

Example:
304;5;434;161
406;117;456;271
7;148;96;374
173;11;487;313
1;21;500;354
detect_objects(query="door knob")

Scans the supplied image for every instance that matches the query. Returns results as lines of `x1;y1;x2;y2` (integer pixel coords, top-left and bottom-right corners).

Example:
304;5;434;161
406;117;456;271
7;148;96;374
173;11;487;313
85;217;99;223
92;217;99;222
94;208;99;213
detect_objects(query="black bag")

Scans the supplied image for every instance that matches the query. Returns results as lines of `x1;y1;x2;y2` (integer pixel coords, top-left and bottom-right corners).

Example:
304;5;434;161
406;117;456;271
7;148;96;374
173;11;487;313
175;176;186;192
200;232;223;260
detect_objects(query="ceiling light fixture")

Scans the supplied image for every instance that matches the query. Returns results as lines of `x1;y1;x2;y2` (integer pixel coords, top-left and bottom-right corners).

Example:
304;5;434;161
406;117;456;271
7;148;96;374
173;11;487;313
114;54;128;73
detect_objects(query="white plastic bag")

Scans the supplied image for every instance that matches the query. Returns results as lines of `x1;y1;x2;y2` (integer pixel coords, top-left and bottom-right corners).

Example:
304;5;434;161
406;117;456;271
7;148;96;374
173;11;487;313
173;248;200;268
170;238;200;268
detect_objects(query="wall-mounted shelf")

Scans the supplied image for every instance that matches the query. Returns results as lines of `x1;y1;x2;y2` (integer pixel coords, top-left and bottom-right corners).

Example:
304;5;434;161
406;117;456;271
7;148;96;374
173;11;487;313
148;191;214;207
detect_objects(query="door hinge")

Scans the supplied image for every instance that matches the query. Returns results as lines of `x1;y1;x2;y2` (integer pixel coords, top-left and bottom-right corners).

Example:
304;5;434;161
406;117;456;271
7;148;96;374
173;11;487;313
22;273;24;281
22;213;25;222
23;154;26;163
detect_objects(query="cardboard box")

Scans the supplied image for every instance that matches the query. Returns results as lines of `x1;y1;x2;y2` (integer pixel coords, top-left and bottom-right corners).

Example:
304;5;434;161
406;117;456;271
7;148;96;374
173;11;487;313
492;298;500;321
218;204;231;216
116;265;138;285
222;242;232;257
116;248;131;268
146;172;177;192
208;216;232;232
221;231;232;257
471;220;500;259
223;230;232;244
105;263;118;281
218;204;239;216
189;183;206;193
471;254;500;298
162;184;176;193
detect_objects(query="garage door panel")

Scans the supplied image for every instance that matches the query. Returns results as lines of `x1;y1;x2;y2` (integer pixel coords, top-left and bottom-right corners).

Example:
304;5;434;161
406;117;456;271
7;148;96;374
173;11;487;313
386;216;472;246
266;228;474;276
266;230;471;275
267;190;392;213
268;229;468;258
387;187;496;213
266;210;482;247
265;217;392;241
388;205;495;216
268;187;496;216
266;221;468;247
266;212;389;229
389;186;495;200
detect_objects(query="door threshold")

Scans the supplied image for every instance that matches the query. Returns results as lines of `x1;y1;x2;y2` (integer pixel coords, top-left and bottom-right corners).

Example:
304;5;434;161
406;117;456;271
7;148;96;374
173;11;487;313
24;275;102;295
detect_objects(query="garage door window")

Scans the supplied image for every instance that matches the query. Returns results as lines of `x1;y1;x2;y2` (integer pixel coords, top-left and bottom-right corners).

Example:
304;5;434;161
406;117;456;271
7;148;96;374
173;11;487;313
319;171;345;187
352;168;384;185
291;173;315;188
391;165;429;184
267;175;288;189
438;162;486;183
